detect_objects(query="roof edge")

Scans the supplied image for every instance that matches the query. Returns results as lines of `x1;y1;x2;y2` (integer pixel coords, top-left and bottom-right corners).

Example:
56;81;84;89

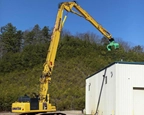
86;61;144;79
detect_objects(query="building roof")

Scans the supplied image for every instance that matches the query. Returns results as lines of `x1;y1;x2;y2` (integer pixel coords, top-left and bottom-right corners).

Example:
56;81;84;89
86;61;144;79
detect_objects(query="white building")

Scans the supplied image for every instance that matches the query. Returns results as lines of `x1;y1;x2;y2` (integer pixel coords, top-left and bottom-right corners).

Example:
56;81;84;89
85;62;144;115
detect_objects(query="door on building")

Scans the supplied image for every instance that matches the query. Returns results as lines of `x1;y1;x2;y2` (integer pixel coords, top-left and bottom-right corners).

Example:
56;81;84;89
133;88;144;115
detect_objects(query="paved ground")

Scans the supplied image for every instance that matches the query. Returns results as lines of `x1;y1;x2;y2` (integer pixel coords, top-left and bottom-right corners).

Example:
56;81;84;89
0;110;83;115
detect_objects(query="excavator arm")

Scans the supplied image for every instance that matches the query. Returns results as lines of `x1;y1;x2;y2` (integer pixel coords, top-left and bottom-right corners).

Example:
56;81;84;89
39;3;66;103
39;1;119;103
59;1;119;50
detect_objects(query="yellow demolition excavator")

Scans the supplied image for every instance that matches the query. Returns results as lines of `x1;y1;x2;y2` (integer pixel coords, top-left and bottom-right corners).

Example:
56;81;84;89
12;1;119;115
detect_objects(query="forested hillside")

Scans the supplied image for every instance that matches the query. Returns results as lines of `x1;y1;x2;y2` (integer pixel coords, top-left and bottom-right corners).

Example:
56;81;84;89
0;23;144;111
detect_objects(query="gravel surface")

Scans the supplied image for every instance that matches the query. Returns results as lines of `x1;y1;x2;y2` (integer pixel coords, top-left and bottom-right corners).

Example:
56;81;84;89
0;110;83;115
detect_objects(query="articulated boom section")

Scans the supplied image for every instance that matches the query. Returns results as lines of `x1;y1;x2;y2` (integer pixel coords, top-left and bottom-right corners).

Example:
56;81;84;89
60;1;119;51
39;7;64;103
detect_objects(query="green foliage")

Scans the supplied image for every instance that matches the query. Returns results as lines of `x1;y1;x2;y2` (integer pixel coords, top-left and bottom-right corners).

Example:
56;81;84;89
0;43;48;72
1;23;144;111
21;43;48;68
42;26;51;40
24;31;35;45
0;23;22;53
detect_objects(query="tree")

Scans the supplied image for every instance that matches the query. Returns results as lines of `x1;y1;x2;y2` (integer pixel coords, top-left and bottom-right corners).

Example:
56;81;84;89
0;23;22;53
100;36;109;45
24;31;35;45
116;38;131;52
132;45;143;53
23;25;51;45
0;34;4;58
32;24;41;42
42;26;50;40
76;32;101;44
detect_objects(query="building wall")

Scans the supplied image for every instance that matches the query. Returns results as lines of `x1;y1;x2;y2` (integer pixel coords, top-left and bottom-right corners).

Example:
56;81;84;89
104;65;116;115
86;62;144;115
86;64;116;115
85;73;98;114
116;64;144;115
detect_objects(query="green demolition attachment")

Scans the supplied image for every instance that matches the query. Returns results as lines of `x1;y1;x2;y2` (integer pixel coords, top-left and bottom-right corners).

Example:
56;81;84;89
107;41;119;51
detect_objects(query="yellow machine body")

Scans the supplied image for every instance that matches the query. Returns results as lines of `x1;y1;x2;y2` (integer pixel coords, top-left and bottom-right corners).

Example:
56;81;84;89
12;102;56;113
